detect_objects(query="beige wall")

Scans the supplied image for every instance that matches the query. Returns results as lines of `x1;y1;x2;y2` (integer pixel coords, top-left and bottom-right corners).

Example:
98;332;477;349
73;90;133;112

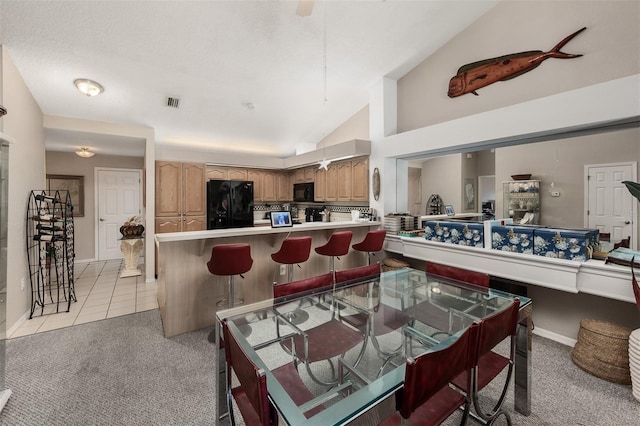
45;151;144;261
421;154;462;212
398;0;640;133
318;105;369;148
1;47;46;330
495;126;640;230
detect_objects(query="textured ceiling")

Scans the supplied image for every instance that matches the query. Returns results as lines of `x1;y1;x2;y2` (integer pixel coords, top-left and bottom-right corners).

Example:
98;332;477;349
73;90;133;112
0;0;496;158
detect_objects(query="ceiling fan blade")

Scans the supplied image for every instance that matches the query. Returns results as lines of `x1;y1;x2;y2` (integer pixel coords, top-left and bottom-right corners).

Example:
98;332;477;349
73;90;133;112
296;0;314;17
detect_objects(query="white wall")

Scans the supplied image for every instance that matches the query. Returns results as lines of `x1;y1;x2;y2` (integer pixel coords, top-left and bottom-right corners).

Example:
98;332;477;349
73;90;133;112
1;47;46;331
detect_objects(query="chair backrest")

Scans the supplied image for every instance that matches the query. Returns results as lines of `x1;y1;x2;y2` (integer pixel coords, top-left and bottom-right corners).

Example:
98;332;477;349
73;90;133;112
208;243;253;276
477;298;520;357
335;264;381;284
315;231;353;256
352;229;387;252
398;323;479;419
426;261;490;288
614;236;631;249
221;318;271;426
271;236;313;264
273;272;334;301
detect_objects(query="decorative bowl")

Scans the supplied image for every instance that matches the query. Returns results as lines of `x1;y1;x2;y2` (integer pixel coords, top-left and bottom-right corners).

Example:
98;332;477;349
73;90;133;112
511;174;532;181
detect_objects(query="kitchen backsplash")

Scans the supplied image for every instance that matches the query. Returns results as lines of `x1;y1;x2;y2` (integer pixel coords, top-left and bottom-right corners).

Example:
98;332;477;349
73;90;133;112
254;203;372;222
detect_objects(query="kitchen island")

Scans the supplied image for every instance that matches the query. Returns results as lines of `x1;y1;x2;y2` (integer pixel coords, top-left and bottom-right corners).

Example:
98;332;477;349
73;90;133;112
155;220;381;336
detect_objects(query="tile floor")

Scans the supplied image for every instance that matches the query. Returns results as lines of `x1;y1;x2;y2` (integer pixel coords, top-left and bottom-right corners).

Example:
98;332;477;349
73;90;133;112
10;259;157;338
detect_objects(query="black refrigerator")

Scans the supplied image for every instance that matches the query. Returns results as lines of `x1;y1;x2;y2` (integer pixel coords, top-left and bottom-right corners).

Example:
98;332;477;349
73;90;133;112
206;180;254;229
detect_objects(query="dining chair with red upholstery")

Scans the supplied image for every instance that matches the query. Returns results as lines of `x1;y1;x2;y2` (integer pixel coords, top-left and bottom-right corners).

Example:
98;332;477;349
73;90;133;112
352;229;387;265
426;261;490;288
451;298;521;425
380;322;479;426
337;264;411;365
273;272;368;386
222;318;325;425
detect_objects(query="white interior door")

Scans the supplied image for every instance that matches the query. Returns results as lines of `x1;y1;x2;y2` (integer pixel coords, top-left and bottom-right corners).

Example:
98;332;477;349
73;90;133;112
97;169;142;260
586;163;636;248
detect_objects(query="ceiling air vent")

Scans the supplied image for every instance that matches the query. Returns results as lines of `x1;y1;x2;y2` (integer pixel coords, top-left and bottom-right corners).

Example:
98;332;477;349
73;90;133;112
166;97;180;109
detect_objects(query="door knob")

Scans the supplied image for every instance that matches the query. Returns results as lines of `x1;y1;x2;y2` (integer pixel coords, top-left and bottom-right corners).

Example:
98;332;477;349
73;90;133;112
99;218;105;222
624;221;631;224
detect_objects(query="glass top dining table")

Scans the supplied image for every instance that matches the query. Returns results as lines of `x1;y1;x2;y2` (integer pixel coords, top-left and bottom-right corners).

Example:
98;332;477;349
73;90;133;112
215;267;532;425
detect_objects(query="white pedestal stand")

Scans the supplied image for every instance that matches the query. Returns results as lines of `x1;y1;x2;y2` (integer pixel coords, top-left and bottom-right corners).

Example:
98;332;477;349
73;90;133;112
120;238;143;278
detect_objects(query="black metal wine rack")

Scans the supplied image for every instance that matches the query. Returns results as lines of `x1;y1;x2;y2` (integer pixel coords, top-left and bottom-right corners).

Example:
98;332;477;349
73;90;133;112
26;190;76;318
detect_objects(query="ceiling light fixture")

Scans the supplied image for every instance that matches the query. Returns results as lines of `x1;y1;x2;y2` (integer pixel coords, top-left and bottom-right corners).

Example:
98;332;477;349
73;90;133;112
75;147;95;158
74;78;104;97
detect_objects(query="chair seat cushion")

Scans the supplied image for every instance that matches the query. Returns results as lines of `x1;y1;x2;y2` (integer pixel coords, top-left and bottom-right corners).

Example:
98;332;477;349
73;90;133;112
451;350;510;391
283;318;364;363
379;385;465;425
272;362;325;418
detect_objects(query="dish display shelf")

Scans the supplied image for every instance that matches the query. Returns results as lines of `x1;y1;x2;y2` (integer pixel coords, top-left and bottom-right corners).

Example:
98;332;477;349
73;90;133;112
25;190;76;318
503;180;540;225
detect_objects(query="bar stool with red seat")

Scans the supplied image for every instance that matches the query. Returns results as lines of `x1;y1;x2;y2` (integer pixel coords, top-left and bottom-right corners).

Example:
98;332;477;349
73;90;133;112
271;236;313;282
207;243;253;309
352;229;387;265
314;231;353;276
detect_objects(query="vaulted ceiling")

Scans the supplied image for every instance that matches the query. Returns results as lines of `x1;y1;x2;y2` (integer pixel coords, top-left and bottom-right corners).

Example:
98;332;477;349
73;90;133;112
0;0;496;157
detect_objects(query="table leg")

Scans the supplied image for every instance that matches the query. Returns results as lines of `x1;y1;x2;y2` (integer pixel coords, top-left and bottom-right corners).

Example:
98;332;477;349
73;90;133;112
215;320;228;421
514;305;532;415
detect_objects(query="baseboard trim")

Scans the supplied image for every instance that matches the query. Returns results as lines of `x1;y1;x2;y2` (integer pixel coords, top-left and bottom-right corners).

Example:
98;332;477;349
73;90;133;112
75;258;97;264
533;326;577;347
7;309;30;338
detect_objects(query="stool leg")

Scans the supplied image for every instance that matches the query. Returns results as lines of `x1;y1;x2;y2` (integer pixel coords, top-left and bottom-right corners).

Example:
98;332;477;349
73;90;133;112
287;264;294;283
228;276;234;310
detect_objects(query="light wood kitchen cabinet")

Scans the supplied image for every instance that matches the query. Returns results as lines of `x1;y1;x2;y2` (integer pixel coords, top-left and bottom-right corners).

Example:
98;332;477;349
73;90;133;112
206;165;227;180
314;167;326;201
294;167;315;183
325;163;338;201
351;157;369;202
228;168;248;180
155;161;206;233
337;161;352;201
262;170;277;202
277;171;292;201
247;169;263;201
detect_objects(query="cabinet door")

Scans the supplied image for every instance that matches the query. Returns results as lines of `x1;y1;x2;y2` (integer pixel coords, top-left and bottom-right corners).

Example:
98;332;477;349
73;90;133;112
277;172;292;201
155;161;181;217
247;169;264;201
206;166;227;180
314;168;326;202
183;216;206;232
351;158;369;202
262;171;277;202
325;163;338;201
182;163;206;217
293;169;305;183
155;217;181;233
228;168;248;180
337;161;352;201
304;167;315;183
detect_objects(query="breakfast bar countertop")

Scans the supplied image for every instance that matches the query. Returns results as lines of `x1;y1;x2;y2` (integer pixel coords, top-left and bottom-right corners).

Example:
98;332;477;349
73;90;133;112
155;220;380;243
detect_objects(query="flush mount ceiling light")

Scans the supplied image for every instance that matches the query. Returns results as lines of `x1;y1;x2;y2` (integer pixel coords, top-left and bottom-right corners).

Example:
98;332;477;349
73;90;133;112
74;78;104;97
75;147;95;158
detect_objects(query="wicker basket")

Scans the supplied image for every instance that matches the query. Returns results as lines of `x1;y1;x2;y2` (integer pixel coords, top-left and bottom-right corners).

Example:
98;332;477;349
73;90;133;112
382;258;409;272
571;319;632;385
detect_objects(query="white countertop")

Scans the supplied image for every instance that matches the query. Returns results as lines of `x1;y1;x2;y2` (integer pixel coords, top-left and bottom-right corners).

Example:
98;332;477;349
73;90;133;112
155;220;381;243
420;213;483;221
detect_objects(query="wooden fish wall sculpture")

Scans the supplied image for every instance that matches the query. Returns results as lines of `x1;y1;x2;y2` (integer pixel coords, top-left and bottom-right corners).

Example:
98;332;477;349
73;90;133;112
448;27;586;98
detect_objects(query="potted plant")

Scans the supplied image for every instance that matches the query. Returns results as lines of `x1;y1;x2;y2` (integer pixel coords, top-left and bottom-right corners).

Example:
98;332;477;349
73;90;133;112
119;216;145;239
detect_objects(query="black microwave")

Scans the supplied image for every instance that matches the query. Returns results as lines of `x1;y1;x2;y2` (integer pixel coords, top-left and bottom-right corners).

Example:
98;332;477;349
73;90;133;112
293;182;314;202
